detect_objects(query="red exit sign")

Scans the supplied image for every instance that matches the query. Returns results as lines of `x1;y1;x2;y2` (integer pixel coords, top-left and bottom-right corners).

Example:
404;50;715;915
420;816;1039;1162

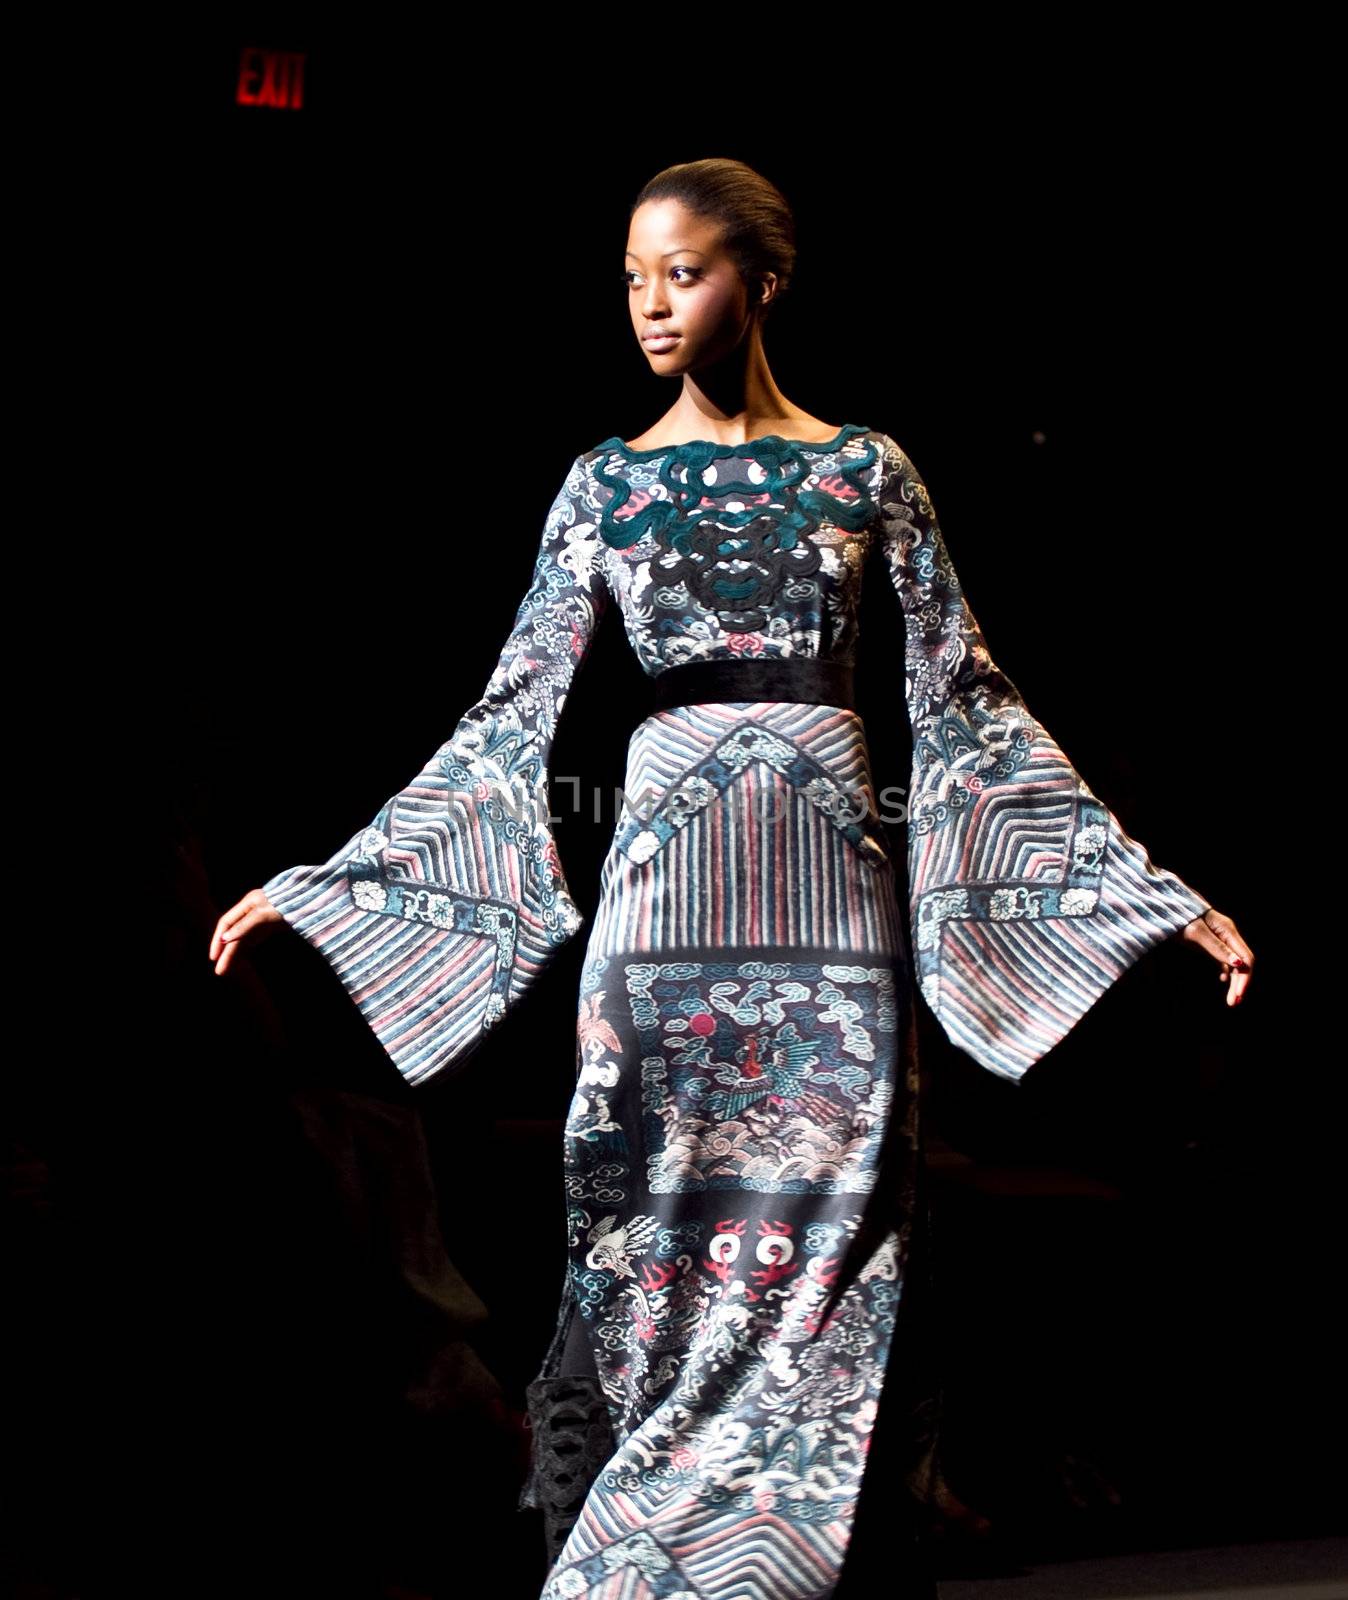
235;48;306;110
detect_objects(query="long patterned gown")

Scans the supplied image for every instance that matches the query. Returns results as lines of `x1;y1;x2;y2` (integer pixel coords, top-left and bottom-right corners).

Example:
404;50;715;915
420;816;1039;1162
261;425;1212;1598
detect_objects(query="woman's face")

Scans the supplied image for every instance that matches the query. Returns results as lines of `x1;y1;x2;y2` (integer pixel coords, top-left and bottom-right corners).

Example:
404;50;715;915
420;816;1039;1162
624;198;756;372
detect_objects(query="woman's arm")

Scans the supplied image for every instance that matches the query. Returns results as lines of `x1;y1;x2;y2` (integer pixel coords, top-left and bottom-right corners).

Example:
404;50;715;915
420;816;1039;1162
870;432;1251;1080
210;453;613;1086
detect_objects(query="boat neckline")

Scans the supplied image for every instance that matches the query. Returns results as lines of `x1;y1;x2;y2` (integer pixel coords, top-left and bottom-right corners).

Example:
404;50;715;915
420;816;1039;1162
595;422;872;460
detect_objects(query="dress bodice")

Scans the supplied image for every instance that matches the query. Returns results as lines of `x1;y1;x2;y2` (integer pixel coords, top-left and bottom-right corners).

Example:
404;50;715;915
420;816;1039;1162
581;424;883;677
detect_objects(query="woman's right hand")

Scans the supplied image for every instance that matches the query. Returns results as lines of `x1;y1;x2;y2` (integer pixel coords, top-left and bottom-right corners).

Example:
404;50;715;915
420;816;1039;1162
210;888;285;976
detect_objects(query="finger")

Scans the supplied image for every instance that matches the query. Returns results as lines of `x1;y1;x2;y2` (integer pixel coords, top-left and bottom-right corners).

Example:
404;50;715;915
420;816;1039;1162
221;908;264;946
210;897;253;959
1189;921;1237;969
214;911;265;973
1185;915;1254;1007
1204;912;1255;969
1218;965;1249;1004
1214;931;1252;967
1198;925;1253;986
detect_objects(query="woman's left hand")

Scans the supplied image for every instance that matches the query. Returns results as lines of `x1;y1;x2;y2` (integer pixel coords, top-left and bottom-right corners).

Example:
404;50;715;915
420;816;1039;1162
1180;907;1254;1006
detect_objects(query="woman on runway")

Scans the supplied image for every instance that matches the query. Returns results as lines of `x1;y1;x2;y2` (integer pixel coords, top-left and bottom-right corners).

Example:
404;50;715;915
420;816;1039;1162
211;157;1252;1598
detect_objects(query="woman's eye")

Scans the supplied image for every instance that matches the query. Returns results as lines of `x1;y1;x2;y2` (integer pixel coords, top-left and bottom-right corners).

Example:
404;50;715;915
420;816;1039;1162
621;267;700;288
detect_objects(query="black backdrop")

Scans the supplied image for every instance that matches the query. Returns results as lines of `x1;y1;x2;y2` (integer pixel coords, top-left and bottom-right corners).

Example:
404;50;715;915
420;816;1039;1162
16;30;1330;1600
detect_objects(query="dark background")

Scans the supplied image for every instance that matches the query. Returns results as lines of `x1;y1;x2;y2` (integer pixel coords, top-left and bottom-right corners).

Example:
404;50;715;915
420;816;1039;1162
13;31;1331;1600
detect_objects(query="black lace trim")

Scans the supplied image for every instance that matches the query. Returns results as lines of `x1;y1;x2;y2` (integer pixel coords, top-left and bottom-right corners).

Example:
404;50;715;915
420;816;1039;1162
517;1372;617;1567
516;1265;618;1566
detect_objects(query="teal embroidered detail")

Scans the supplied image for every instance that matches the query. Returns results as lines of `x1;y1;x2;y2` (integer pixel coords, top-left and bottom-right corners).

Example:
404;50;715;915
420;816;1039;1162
592;423;876;553
590;425;880;632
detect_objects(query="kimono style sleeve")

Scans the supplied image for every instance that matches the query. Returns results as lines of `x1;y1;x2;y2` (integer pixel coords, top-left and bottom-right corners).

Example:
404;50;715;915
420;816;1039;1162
261;454;610;1089
872;432;1212;1082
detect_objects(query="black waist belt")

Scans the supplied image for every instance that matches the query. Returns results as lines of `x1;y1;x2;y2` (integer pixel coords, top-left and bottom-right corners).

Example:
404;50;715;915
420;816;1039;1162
653;657;857;712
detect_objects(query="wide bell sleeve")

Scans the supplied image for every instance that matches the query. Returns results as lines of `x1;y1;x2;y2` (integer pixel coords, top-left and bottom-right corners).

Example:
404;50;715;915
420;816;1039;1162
871;432;1212;1082
261;453;610;1089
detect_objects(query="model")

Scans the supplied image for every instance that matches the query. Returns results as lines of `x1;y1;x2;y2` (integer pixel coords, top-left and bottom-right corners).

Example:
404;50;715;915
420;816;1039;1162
209;157;1253;1600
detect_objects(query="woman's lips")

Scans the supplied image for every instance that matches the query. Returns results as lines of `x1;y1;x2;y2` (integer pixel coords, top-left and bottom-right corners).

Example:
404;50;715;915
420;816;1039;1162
643;333;681;351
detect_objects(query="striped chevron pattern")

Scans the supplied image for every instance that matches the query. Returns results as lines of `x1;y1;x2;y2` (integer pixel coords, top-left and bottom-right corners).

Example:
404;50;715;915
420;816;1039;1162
593;701;902;958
